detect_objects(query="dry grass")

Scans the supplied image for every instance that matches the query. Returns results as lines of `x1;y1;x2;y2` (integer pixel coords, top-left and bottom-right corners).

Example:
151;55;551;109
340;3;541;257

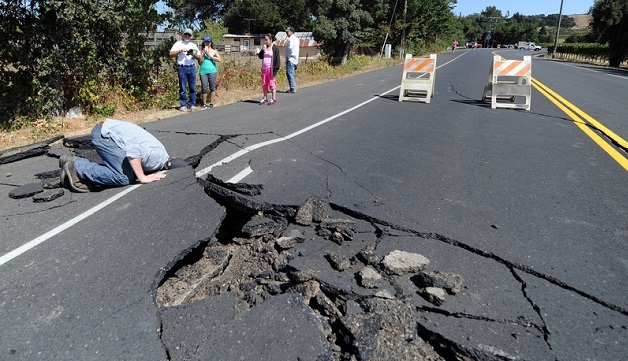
569;14;591;30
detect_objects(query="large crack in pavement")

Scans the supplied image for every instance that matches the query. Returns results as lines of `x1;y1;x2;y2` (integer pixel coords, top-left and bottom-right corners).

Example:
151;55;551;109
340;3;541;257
155;172;627;360
4;134;626;360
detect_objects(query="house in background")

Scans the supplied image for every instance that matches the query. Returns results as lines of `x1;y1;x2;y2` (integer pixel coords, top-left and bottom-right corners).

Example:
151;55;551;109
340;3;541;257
222;33;266;52
274;32;320;60
143;30;321;59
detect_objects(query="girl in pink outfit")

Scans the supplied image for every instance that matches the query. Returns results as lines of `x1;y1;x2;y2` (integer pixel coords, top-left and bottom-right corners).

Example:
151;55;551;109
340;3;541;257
257;34;280;105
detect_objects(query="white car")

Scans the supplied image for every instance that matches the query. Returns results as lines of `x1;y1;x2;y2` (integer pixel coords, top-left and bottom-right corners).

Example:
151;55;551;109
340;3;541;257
529;43;542;51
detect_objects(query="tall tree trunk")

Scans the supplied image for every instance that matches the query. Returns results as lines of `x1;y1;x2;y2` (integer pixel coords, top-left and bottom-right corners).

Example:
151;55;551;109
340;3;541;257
340;43;351;65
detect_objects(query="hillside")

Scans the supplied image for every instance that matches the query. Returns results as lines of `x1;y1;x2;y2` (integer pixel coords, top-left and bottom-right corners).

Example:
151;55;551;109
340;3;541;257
569;14;591;30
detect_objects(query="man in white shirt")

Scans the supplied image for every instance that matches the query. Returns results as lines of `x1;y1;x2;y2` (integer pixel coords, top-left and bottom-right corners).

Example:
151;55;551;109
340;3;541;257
285;27;300;93
169;28;202;111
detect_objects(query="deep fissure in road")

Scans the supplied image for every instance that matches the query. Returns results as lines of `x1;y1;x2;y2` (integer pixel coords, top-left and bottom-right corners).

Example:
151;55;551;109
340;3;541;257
6;135;625;360
155;176;557;361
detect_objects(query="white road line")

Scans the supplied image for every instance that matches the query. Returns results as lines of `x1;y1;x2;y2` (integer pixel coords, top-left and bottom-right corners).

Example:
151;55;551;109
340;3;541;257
561;62;628;80
227;166;253;183
195;54;460;179
0;185;140;266
1;55;462;267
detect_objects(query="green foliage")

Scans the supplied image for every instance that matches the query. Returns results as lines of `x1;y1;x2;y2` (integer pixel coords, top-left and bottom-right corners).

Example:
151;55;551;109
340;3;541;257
590;0;628;67
202;20;229;41
0;0;166;128
344;54;372;70
223;0;283;34
556;43;609;57
565;31;597;43
312;0;375;62
456;10;566;47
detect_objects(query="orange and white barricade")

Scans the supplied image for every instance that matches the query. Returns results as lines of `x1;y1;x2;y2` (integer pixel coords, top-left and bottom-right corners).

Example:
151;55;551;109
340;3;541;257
398;54;437;103
482;55;531;110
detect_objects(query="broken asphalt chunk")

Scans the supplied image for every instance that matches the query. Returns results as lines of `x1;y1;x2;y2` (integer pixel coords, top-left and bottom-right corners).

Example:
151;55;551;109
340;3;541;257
412;271;464;295
382;250;430;275
358;266;383;289
420;287;447;306
0;135;62;164
33;189;64;202
206;173;263;196
8;182;44;199
295;197;329;225
326;251;352;271
241;215;278;237
338;313;382;360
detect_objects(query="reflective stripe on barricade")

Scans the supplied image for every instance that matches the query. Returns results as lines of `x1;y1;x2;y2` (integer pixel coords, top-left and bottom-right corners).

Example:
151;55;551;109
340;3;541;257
398;54;437;104
482;55;532;110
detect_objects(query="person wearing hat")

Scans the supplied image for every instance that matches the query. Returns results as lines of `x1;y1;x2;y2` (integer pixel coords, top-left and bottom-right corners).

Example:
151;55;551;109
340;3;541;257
199;35;221;110
59;119;187;193
169;28;202;111
285;26;299;93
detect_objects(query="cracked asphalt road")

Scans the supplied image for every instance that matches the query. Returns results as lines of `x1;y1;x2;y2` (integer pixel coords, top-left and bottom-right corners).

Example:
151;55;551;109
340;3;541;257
1;49;627;360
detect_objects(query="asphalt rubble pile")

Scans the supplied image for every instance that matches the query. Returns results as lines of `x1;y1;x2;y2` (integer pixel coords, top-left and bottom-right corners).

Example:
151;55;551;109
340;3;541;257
157;188;472;361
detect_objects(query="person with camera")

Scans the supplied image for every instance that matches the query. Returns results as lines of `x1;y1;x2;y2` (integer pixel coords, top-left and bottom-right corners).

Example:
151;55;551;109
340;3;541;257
199;35;221;110
169;28;202;111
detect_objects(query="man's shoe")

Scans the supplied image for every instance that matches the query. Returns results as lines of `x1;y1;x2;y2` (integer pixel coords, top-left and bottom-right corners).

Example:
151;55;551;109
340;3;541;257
58;155;75;168
189;105;197;111
201;104;208;110
63;161;90;193
179;106;186;112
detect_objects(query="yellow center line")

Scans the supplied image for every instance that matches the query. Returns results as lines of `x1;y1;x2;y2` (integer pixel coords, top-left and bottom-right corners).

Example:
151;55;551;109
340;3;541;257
531;77;628;172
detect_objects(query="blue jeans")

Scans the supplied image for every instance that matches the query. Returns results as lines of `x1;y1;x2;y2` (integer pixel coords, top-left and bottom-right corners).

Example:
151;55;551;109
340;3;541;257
286;61;297;91
73;124;135;186
178;65;197;107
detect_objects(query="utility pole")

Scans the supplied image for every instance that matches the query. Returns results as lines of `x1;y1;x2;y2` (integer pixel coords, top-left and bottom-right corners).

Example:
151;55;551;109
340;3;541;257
552;0;564;58
244;18;255;35
400;0;407;58
485;16;499;48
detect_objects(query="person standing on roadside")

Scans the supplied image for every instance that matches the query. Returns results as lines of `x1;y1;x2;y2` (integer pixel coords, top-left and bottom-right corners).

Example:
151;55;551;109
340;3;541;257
258;33;280;105
199;35;221;110
169;28;202;111
285;26;299;93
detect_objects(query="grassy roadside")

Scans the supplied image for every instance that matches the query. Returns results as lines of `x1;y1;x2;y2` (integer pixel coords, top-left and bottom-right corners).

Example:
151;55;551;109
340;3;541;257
0;55;402;151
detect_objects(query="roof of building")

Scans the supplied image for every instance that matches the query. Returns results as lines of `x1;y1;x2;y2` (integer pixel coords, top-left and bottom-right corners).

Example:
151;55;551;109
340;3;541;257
274;32;319;47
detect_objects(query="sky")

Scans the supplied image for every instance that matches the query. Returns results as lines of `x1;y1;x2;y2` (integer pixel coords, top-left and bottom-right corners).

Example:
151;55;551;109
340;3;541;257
452;0;594;17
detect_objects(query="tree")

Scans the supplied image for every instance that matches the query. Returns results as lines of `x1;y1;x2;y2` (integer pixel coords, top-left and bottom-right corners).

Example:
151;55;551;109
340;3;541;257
202;20;229;41
164;0;226;28
0;0;164;125
222;0;282;34
310;0;374;64
404;0;457;51
167;0;313;35
590;0;628;67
